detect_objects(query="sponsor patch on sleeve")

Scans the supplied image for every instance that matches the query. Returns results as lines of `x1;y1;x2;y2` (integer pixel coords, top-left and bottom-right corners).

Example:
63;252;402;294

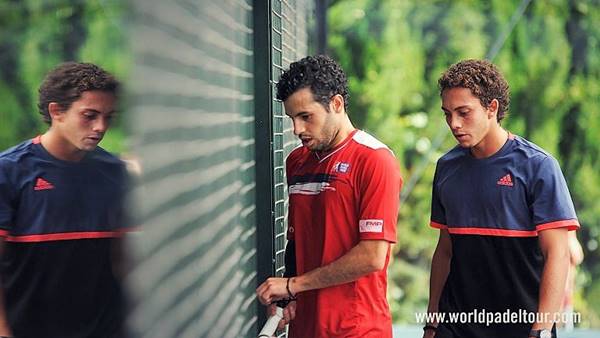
359;219;384;233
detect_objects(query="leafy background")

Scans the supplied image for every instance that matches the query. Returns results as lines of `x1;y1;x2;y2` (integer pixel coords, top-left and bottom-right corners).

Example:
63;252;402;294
0;0;130;153
327;0;600;327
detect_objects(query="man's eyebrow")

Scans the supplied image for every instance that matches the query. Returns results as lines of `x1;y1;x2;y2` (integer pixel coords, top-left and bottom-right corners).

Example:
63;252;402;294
81;109;116;115
81;109;100;114
441;105;470;112
286;111;309;118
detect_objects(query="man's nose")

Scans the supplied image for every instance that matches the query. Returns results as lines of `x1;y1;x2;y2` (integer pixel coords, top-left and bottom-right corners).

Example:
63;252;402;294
93;117;109;133
448;115;461;131
293;119;305;136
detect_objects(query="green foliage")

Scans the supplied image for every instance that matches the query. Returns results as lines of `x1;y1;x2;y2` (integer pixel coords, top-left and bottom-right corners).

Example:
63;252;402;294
330;0;600;327
0;0;128;153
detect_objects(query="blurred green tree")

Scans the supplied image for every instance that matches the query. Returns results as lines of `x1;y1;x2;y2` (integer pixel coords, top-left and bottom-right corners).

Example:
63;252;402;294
329;0;600;327
0;0;129;153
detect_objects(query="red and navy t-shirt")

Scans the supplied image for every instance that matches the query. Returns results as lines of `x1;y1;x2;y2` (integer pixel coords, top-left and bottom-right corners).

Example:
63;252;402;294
286;130;402;338
430;134;579;338
0;136;130;338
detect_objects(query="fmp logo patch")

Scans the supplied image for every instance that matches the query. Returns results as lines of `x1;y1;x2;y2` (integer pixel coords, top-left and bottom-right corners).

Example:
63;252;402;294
333;161;351;173
359;219;383;233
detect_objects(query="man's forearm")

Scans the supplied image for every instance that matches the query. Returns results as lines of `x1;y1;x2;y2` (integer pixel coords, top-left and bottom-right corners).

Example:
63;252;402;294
257;240;390;305
291;240;389;294
532;228;570;332
532;245;570;330
426;246;451;316
426;230;452;316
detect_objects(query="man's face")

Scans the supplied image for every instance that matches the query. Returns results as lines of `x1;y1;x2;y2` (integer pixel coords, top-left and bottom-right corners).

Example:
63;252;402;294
52;90;116;153
284;87;338;152
441;87;497;148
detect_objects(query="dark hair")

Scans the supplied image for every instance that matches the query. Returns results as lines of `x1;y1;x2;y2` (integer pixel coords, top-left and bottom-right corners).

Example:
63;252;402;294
38;62;119;124
276;55;349;111
438;59;510;122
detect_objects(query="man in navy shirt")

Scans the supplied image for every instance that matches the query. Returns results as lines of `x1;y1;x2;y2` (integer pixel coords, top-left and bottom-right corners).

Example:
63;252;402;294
424;60;578;338
0;62;128;337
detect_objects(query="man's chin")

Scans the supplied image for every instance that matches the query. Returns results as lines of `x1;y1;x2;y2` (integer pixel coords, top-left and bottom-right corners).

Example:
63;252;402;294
307;143;327;152
80;138;102;151
79;144;98;152
455;138;473;148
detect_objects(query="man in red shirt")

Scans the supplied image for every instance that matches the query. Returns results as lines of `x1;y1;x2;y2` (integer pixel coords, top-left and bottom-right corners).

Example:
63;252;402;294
256;55;402;337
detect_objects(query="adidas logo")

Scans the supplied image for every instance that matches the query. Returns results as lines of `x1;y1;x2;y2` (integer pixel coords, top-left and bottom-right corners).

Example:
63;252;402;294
34;178;54;191
497;174;514;187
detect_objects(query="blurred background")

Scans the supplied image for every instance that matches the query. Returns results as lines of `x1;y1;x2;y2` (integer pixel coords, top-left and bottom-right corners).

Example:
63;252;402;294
326;0;600;330
1;0;599;337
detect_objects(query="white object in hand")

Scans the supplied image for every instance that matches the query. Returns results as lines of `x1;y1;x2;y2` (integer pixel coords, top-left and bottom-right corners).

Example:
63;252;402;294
258;306;284;337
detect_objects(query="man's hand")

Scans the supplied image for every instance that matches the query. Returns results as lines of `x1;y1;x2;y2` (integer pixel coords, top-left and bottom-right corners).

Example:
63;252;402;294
267;302;297;331
256;277;293;305
422;329;436;338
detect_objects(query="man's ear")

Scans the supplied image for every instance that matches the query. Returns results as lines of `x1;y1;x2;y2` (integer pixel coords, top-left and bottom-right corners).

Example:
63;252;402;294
48;102;64;123
329;94;345;114
488;99;499;119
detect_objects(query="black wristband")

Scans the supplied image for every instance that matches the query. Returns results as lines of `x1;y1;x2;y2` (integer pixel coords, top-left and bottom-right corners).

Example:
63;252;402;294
423;324;437;332
286;277;297;299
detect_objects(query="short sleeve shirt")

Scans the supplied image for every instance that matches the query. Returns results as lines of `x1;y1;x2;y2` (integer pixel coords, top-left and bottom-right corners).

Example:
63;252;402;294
430;135;579;338
286;130;402;338
0;137;130;337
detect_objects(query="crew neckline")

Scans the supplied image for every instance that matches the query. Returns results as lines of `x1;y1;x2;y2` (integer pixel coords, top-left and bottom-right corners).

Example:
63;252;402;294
465;132;516;163
32;135;90;165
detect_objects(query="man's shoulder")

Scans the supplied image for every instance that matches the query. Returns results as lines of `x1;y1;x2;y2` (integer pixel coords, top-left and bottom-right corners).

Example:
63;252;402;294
348;130;396;165
511;135;551;162
351;130;392;152
0;139;35;167
437;145;466;166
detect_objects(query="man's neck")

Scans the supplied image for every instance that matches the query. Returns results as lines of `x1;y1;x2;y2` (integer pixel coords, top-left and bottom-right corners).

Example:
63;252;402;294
330;115;356;148
40;130;86;162
470;124;508;159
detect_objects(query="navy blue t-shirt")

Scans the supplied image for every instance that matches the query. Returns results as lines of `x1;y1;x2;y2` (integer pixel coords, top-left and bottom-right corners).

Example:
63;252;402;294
430;134;579;338
0;136;129;338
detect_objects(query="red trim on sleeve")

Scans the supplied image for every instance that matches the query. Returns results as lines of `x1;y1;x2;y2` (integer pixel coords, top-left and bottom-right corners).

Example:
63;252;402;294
536;219;580;232
429;221;538;237
0;229;9;237
32;135;42;144
447;227;538;237
5;229;135;243
430;221;447;229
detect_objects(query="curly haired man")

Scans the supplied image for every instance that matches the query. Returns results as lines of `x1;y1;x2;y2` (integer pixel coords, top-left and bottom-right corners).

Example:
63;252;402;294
423;59;578;338
256;55;402;337
0;62;129;337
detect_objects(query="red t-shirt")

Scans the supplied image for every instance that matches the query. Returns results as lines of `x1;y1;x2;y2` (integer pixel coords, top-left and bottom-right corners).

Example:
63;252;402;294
286;130;402;338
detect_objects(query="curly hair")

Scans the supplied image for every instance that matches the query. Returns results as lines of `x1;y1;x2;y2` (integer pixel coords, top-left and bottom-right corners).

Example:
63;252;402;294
38;62;119;124
438;59;510;122
276;55;349;111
